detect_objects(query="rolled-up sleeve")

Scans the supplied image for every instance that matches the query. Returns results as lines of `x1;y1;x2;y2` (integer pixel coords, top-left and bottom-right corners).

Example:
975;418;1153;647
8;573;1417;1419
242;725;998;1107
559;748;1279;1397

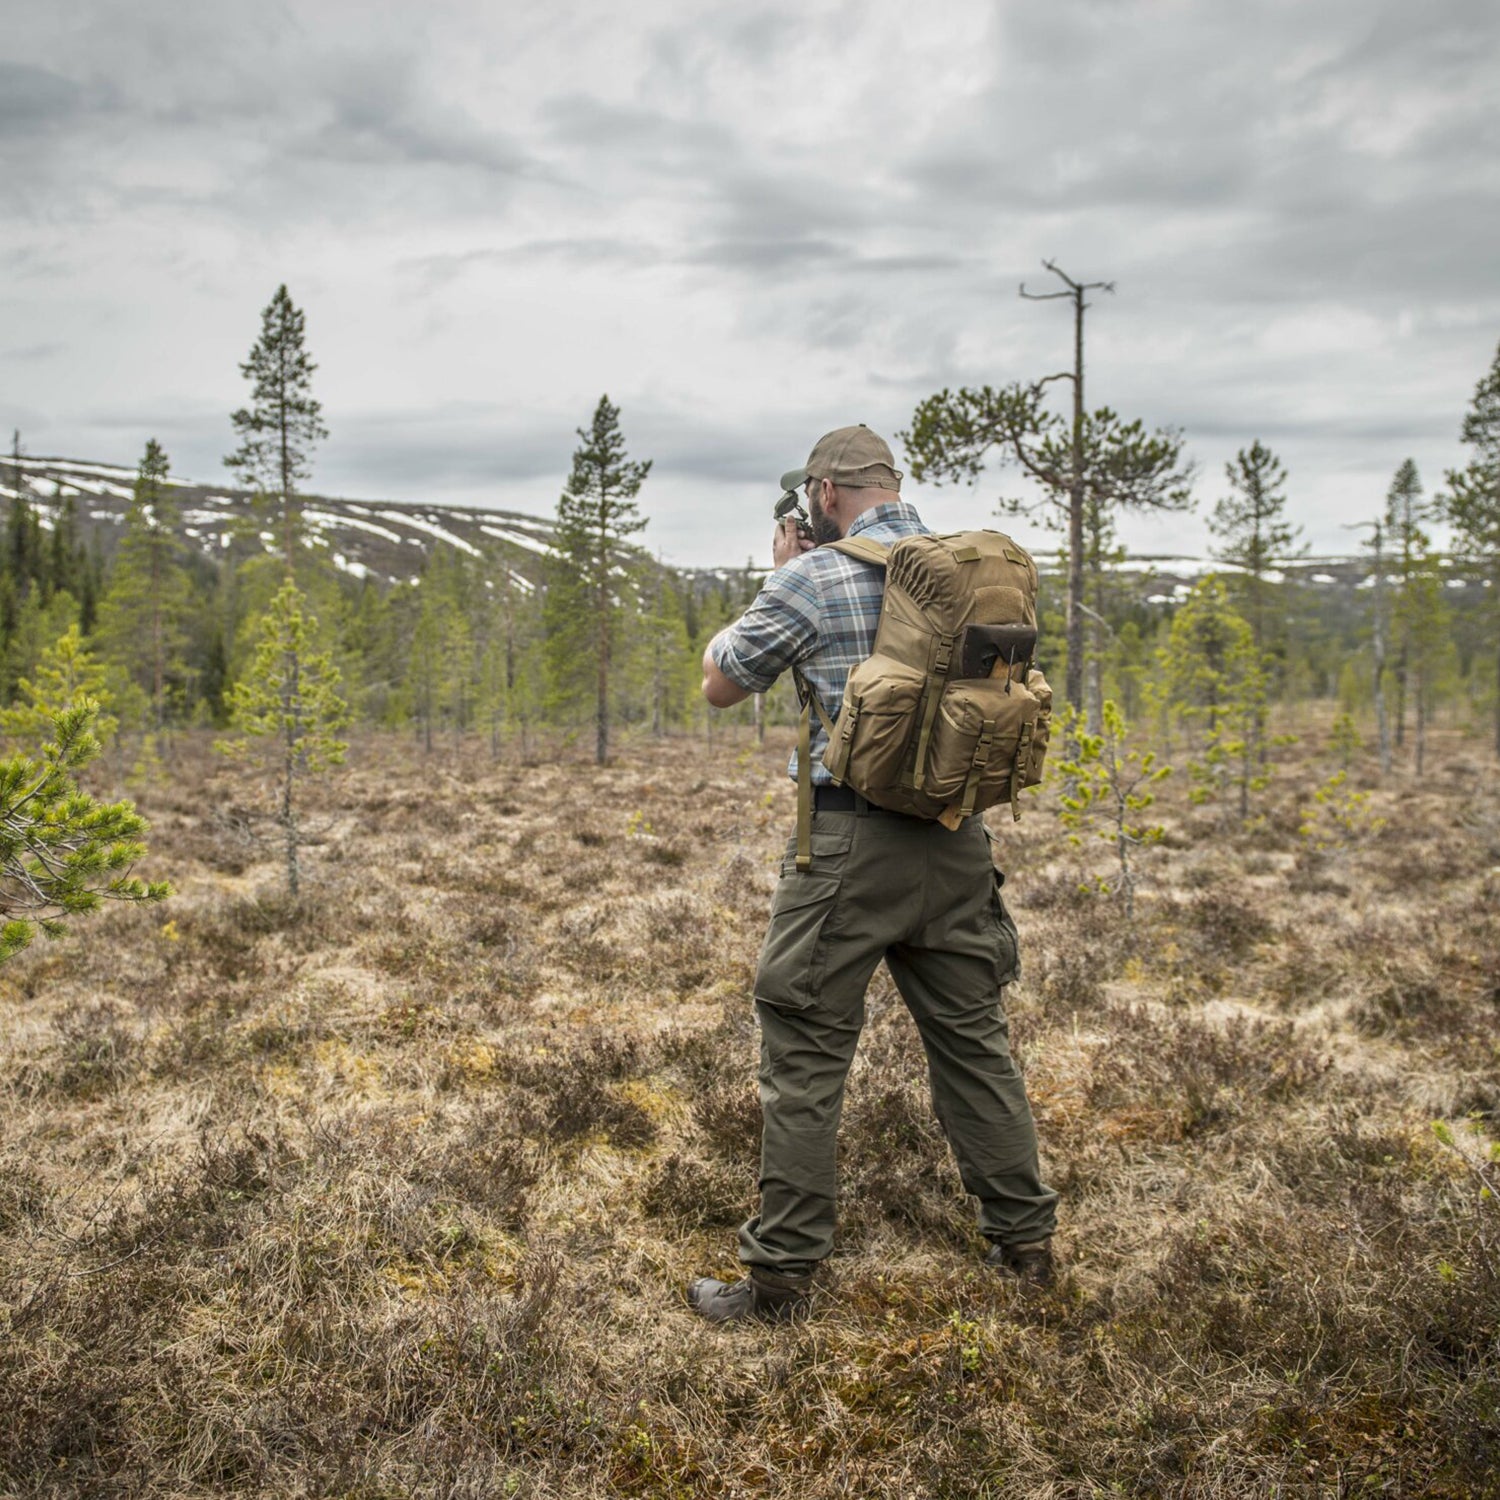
709;563;821;694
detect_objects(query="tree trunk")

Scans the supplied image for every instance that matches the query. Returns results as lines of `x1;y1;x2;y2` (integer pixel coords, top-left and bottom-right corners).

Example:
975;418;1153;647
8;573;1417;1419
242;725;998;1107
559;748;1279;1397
284;652;300;900
754;691;766;745
1085;655;1102;738
1415;665;1427;777
150;538;164;734
280;397;296;578
1065;284;1086;713
1490;565;1500;761
1394;642;1408;749
596;634;609;765
596;503;610;766
1372;525;1391;776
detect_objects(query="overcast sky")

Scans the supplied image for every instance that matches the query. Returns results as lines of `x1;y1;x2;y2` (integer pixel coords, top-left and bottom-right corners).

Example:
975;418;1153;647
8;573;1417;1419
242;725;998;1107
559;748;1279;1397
3;0;1497;568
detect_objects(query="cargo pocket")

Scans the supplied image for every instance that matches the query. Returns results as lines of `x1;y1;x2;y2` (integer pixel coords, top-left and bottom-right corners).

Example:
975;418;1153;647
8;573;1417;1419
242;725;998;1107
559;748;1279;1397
756;831;851;1010
983;827;1022;986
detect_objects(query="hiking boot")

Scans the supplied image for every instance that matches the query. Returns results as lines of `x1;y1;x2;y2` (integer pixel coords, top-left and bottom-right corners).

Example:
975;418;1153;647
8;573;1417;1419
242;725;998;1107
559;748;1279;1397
984;1237;1055;1288
686;1267;813;1324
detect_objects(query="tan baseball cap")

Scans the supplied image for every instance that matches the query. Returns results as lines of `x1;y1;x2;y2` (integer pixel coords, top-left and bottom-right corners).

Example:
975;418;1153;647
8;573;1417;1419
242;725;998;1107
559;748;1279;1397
780;424;903;492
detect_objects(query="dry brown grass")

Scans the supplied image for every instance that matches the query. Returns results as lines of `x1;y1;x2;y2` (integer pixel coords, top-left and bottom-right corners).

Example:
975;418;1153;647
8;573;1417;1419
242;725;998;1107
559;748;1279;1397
1;717;1496;1498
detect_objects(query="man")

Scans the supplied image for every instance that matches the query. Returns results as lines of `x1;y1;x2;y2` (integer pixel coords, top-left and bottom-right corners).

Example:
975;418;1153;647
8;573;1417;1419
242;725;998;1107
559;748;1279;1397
688;424;1058;1325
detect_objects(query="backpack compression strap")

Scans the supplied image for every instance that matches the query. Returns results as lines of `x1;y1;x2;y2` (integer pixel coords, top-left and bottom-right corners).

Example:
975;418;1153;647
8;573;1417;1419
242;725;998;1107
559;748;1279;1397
790;536;889;873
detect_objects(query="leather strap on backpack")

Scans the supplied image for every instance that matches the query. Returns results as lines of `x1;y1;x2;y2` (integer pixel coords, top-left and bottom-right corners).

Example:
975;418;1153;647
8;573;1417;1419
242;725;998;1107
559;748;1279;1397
828;535;890;568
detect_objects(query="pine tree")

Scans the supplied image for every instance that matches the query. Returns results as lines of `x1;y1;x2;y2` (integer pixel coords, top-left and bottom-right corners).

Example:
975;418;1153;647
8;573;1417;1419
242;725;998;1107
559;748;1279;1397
0;624;116;750
402;549;475;754
1158;578;1268;822
1442;337;1500;757
1403;534;1448;776
218;580;349;898
4;432;48;625
225;285;328;575
549;396;650;765
0;703;171;961
1208;441;1304;656
1054;700;1170;921
1384;458;1429;748
2;587;77;707
96;439;193;733
475;554;542;758
904;392;1192;716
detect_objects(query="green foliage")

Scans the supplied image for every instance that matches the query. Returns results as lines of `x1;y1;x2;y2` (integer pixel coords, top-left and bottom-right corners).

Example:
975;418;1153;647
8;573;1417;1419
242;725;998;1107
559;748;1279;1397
1054;699;1170;920
224;285;328;568
1299;770;1386;852
546;396;651;764
900;382;1192;709
0;624;117;750
406;548;476;753
1207;441;1304;651
1329;711;1362;771
218;580;349;896
1442;339;1500;752
904;389;1194;520
0;702;170;961
95;439;194;730
1158;579;1274;822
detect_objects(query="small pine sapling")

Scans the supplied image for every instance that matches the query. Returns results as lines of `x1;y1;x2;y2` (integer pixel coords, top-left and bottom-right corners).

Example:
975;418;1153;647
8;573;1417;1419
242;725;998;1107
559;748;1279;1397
0;625;118;750
0;703;171;960
1299;770;1386;853
217;580;349;898
1330;711;1362;772
1158;578;1278;824
1054;699;1170;921
1299;709;1383;853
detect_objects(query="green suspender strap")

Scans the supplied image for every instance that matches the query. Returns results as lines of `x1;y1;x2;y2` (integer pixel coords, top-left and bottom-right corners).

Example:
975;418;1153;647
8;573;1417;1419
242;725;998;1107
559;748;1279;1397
792;667;839;873
958;717;997;818
910;633;954;791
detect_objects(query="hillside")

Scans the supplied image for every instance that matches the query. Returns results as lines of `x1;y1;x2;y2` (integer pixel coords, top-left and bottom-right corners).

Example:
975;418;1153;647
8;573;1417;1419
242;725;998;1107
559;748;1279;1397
1;454;1477;623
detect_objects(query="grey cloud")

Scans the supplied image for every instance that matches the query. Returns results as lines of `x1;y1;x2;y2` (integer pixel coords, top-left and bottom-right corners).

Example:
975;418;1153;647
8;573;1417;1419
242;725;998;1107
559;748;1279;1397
2;343;65;362
289;53;536;179
685;237;845;271
399;236;663;290
0;64;97;130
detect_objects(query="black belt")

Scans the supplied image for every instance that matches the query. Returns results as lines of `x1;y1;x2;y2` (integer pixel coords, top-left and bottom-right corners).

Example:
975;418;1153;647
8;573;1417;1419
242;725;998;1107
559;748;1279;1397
812;785;944;820
812;784;862;812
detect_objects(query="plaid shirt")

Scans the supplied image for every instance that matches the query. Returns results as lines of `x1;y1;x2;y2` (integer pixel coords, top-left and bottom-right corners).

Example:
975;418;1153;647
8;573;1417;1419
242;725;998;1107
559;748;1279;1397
711;500;930;783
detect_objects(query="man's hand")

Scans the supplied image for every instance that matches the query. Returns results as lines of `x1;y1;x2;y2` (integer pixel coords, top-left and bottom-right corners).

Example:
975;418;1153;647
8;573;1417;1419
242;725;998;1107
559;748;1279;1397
772;517;816;569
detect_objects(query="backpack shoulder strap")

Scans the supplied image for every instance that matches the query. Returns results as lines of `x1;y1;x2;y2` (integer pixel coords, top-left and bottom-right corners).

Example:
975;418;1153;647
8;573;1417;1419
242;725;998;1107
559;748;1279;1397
789;534;888;871
828;535;890;567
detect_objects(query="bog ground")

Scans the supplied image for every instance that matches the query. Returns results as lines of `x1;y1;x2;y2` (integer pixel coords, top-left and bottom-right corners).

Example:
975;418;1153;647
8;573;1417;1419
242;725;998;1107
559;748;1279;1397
1;724;1497;1499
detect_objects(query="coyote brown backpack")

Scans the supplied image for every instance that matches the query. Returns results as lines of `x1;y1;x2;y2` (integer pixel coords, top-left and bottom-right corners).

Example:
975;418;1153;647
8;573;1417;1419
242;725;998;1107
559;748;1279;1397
792;529;1052;870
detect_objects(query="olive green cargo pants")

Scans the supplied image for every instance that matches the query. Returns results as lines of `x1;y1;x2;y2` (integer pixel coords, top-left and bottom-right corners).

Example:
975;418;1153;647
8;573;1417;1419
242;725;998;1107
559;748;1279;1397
738;808;1057;1272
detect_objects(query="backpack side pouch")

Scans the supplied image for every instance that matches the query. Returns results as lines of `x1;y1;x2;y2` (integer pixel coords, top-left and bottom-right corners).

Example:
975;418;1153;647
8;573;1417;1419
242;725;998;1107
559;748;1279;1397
923;678;1042;812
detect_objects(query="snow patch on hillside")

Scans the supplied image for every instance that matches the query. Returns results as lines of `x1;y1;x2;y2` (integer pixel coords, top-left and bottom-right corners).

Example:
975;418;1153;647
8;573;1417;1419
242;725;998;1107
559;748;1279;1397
304;509;407;545
480;524;553;556
378;511;482;558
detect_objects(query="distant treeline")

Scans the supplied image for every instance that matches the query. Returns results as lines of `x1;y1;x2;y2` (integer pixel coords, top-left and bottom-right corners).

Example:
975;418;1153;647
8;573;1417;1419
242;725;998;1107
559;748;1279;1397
2;282;1496;762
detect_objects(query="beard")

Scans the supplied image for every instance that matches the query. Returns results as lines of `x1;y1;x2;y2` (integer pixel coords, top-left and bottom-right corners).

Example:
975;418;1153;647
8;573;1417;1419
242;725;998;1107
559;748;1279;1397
808;492;842;545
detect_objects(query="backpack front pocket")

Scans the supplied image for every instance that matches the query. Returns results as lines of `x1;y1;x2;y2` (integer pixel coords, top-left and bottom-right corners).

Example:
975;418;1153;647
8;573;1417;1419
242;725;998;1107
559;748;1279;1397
922;680;1040;811
823;655;926;792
